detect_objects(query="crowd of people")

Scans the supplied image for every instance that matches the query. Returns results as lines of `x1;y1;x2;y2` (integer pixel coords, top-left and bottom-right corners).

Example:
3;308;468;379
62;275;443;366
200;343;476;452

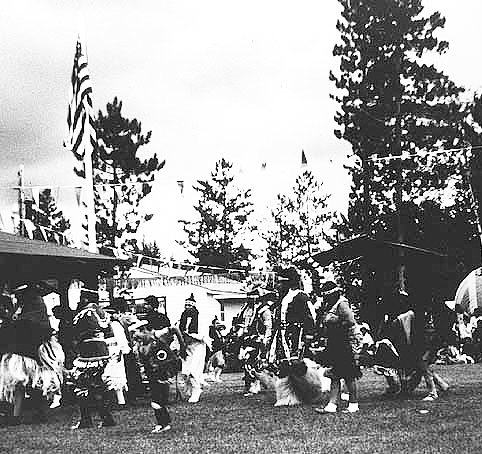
0;284;208;432
0;267;472;433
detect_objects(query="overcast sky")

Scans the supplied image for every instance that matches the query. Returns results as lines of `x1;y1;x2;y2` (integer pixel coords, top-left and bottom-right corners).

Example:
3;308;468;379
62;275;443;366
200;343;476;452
1;1;481;257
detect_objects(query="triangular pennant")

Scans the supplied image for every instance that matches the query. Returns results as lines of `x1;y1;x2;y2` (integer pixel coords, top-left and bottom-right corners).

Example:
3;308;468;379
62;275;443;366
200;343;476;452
75;187;82;207
301;149;307;167
23;219;36;239
39;226;48;242
177;180;184;195
31;187;40;207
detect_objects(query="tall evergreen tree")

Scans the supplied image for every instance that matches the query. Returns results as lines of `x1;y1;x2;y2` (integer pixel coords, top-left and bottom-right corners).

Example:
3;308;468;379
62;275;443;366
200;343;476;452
263;170;332;266
24;189;71;244
179;159;253;269
331;0;471;294
92;97;165;249
332;0;465;239
463;94;482;262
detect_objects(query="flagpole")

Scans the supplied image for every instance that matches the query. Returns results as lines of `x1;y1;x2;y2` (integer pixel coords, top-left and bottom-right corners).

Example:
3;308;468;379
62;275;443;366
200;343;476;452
65;34;98;253
84;139;97;253
80;32;97;253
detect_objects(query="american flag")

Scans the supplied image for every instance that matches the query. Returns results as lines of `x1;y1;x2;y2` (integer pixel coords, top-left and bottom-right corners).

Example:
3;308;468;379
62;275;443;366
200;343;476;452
64;38;97;169
64;37;98;252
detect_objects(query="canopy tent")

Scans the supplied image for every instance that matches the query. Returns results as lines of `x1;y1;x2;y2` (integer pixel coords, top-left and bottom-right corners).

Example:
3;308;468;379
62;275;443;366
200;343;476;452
454;267;482;314
297;234;458;326
304;235;448;268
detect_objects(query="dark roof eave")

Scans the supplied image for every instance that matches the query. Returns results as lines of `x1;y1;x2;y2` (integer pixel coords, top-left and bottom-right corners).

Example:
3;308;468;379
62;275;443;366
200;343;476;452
0;231;126;266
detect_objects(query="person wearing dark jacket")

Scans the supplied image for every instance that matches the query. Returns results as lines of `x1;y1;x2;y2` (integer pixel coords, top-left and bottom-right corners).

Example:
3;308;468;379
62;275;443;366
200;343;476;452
314;281;362;414
268;267;315;364
179;294;199;334
144;295;171;331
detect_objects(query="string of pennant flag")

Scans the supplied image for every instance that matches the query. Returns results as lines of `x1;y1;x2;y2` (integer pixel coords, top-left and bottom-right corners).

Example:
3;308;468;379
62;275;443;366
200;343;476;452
17;218;69;244
129;251;249;274
0;180;155;191
362;144;482;164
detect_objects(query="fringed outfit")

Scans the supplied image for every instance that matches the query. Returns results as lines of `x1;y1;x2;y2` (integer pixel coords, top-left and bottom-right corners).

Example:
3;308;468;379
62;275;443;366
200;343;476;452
179;333;207;402
268;289;315;366
70;303;116;428
0;291;64;409
267;289;328;407
241;303;272;393
137;327;182;430
103;320;130;397
323;296;362;381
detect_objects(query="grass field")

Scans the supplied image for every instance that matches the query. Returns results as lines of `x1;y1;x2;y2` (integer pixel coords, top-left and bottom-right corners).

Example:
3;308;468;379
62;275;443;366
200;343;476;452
1;364;482;454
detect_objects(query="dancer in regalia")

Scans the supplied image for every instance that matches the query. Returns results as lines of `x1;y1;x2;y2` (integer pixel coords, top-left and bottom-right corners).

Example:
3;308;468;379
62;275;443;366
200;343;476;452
135;323;186;433
178;294;207;403
267;268;330;406
207;317;226;383
268;267;316;364
69;290;116;429
241;286;273;396
314;281;362;414
0;283;64;426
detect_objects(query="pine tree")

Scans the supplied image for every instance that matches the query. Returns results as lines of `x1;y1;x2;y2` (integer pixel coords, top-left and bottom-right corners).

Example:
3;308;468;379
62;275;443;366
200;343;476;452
92;97;165;249
179;159;253;269
331;0;465;239
24;189;71;244
331;0;470;295
263;170;332;266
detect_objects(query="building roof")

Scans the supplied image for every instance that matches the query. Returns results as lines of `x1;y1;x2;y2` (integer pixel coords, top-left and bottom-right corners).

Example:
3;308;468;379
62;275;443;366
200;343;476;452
0;230;125;283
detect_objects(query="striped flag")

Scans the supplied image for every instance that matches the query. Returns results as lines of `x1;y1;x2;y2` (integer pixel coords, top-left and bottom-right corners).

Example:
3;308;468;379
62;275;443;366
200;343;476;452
64;37;97;168
64;36;98;252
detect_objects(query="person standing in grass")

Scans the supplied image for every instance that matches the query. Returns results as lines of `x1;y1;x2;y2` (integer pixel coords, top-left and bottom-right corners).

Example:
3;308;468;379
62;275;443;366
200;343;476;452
70;289;117;429
417;301;451;401
314;281;362;414
179;294;199;335
0;284;64;426
207;316;226;382
135;323;186;433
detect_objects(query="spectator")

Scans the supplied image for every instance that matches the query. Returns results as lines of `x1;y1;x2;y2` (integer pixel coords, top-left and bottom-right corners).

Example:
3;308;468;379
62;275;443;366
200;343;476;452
359;322;374;351
471;319;482;362
458;314;473;346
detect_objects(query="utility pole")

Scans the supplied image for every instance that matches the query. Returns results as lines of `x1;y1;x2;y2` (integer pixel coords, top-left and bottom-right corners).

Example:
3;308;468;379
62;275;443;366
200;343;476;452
17;165;25;236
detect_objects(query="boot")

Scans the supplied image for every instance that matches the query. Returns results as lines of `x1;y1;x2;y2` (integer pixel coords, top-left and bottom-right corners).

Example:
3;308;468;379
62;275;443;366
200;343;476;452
98;397;116;427
71;405;93;429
